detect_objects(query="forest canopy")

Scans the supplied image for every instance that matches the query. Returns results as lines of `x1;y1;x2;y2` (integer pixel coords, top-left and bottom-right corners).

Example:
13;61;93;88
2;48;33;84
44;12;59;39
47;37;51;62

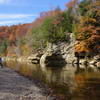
0;0;99;56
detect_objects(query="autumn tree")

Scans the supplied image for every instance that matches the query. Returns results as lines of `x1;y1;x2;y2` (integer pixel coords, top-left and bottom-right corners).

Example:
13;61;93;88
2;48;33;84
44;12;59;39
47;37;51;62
75;0;100;56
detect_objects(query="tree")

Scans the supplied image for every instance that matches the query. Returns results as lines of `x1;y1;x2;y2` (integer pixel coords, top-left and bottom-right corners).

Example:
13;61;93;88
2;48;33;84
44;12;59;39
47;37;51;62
75;0;100;56
0;39;9;55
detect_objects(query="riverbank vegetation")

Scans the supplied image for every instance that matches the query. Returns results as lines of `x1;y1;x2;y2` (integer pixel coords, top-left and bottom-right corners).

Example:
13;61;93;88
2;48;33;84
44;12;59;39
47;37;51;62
0;0;99;57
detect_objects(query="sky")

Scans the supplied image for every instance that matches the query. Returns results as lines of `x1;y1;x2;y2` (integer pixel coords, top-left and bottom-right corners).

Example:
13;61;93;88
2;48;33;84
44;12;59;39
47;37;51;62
0;0;70;26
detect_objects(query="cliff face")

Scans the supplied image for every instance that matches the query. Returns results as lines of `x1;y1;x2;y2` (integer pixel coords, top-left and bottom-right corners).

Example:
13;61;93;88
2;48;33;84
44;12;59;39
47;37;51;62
40;33;100;67
40;33;77;67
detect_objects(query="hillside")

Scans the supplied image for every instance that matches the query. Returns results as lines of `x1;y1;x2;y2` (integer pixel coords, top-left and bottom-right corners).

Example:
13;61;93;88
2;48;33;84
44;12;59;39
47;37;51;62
0;23;32;56
0;0;100;59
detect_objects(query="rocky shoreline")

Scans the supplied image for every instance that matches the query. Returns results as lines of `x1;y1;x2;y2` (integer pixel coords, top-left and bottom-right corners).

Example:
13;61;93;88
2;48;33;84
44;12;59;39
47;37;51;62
0;67;48;100
39;34;100;68
2;34;100;68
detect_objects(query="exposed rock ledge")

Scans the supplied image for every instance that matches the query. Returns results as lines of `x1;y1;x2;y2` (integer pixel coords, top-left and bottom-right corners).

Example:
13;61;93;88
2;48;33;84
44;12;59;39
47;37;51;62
40;33;77;67
40;33;100;67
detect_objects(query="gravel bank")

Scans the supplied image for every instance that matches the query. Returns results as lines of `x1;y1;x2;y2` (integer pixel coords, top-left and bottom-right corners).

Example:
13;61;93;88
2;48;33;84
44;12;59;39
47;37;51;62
0;67;53;100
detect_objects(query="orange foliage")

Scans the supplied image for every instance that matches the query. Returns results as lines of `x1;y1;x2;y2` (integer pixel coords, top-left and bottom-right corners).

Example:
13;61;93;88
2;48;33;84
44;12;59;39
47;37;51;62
21;45;32;55
9;34;16;42
66;0;78;8
75;41;91;53
31;9;63;28
0;23;32;45
75;0;100;55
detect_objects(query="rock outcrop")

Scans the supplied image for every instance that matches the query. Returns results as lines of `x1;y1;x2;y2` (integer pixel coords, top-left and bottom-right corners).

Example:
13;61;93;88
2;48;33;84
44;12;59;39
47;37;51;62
40;33;77;67
27;52;43;64
40;33;100;67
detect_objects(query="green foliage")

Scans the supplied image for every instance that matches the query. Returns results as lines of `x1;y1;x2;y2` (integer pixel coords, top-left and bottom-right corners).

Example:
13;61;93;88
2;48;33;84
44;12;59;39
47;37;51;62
29;9;74;44
26;26;46;50
0;39;9;54
40;17;67;43
63;8;74;33
78;0;91;16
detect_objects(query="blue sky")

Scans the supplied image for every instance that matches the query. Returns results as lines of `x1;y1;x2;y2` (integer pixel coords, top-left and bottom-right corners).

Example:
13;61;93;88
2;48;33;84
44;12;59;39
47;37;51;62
0;0;70;26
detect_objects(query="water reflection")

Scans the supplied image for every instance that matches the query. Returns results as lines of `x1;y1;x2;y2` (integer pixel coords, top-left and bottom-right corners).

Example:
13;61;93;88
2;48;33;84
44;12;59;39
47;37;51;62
3;61;100;100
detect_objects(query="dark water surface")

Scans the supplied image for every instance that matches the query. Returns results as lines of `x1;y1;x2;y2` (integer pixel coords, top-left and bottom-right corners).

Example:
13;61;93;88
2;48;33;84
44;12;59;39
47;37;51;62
3;61;100;100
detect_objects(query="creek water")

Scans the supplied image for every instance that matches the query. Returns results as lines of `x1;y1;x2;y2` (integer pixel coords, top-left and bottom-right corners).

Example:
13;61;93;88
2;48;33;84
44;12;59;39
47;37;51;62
3;60;100;100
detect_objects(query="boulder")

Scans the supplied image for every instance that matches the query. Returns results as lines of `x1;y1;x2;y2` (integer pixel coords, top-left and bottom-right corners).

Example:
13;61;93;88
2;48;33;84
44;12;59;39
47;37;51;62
96;62;100;67
27;53;42;64
80;59;88;65
89;60;97;65
94;55;100;61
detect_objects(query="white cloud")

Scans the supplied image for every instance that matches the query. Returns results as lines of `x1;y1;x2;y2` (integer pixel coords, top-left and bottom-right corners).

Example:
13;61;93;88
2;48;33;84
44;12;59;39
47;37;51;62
0;14;38;19
0;20;22;25
0;13;39;26
0;0;11;4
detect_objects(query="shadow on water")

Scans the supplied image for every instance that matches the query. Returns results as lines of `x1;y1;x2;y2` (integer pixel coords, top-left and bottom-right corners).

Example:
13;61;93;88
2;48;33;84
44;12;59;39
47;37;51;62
2;60;100;100
45;53;67;67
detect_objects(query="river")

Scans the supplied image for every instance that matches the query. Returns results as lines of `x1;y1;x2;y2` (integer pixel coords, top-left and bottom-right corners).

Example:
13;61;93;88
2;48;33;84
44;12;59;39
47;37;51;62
2;60;100;100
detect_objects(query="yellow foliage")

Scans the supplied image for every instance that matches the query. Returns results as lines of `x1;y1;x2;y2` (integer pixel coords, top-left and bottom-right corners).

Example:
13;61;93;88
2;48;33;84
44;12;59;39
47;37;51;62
21;45;32;55
81;17;96;25
75;41;91;53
